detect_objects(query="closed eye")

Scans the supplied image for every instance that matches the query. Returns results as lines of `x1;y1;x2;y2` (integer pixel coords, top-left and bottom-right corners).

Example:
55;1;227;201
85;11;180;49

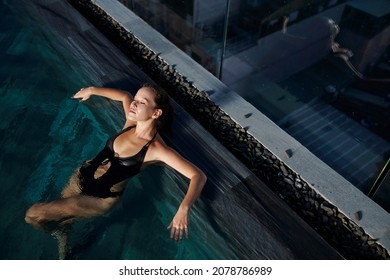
134;96;147;104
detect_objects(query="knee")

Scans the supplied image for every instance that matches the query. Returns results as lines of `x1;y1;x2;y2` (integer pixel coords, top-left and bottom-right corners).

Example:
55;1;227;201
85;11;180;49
25;203;46;226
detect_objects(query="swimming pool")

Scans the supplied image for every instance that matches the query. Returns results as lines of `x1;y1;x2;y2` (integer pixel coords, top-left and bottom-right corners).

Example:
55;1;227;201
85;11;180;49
0;0;345;260
0;0;245;260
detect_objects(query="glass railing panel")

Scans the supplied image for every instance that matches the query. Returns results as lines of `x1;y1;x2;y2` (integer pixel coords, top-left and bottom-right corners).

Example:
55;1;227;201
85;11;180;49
117;0;390;211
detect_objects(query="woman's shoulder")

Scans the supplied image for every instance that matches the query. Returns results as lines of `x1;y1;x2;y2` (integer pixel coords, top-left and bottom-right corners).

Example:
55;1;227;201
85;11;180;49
146;135;173;161
150;134;168;150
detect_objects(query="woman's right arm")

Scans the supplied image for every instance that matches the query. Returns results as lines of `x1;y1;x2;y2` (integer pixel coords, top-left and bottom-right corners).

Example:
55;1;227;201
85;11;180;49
72;86;134;127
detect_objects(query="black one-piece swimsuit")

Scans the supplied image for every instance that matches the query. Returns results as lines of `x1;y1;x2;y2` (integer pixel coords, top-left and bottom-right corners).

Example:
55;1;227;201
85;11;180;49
78;126;156;198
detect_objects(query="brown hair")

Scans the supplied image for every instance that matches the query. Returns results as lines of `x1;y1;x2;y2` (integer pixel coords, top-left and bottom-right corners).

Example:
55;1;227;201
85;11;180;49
142;83;173;131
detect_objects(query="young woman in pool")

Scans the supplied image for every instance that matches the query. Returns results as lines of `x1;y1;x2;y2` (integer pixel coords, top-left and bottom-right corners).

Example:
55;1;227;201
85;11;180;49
25;83;207;257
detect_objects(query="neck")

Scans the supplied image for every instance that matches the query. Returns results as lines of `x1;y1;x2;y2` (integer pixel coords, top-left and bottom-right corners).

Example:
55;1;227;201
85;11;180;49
134;120;157;140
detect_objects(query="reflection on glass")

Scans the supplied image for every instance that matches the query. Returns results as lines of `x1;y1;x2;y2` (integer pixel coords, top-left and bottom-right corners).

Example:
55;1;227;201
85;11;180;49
118;0;390;211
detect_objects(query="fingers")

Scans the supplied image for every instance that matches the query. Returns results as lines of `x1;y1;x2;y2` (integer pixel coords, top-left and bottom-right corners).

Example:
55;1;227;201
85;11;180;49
72;88;88;101
168;225;188;242
177;226;183;241
168;211;189;242
184;226;189;239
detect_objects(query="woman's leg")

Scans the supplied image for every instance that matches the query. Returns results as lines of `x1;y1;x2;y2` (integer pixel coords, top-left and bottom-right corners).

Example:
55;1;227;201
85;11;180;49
25;193;120;230
25;167;121;229
60;168;84;199
25;166;122;259
25;193;120;259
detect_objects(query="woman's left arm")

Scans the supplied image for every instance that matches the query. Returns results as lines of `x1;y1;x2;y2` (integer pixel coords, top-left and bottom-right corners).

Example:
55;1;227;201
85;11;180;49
153;142;207;241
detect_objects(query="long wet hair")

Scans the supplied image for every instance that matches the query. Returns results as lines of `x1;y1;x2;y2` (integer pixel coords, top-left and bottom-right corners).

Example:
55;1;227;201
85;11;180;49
142;83;173;131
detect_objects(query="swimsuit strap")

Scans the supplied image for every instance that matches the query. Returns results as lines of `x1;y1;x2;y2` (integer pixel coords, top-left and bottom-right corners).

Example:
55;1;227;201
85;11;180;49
144;130;158;148
109;126;157;157
119;126;157;145
119;125;135;136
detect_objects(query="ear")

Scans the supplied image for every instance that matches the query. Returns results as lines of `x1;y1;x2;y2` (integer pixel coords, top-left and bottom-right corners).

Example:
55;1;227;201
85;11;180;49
152;108;163;119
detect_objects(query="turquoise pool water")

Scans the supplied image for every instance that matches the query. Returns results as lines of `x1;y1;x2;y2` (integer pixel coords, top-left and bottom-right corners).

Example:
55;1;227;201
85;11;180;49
0;0;242;260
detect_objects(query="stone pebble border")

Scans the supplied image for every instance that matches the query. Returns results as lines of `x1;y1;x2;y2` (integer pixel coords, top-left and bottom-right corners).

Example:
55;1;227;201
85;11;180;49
67;0;389;259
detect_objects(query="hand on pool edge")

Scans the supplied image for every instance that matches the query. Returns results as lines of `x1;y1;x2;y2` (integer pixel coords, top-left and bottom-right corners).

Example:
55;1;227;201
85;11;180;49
72;87;92;102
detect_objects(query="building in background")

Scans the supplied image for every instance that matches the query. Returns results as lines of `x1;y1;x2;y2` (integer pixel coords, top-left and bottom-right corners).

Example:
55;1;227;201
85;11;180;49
118;0;390;211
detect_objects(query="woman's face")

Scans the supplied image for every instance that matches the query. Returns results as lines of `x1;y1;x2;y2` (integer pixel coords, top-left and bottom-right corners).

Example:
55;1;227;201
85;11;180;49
127;87;161;122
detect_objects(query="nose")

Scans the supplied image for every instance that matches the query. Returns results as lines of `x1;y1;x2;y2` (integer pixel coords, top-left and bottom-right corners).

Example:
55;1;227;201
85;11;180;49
129;101;136;111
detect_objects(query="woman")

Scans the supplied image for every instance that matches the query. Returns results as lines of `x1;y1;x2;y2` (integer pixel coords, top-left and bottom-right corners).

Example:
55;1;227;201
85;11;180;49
25;83;207;258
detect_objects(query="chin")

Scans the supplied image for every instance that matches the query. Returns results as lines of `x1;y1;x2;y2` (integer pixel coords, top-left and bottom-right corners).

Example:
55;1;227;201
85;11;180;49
127;115;136;121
